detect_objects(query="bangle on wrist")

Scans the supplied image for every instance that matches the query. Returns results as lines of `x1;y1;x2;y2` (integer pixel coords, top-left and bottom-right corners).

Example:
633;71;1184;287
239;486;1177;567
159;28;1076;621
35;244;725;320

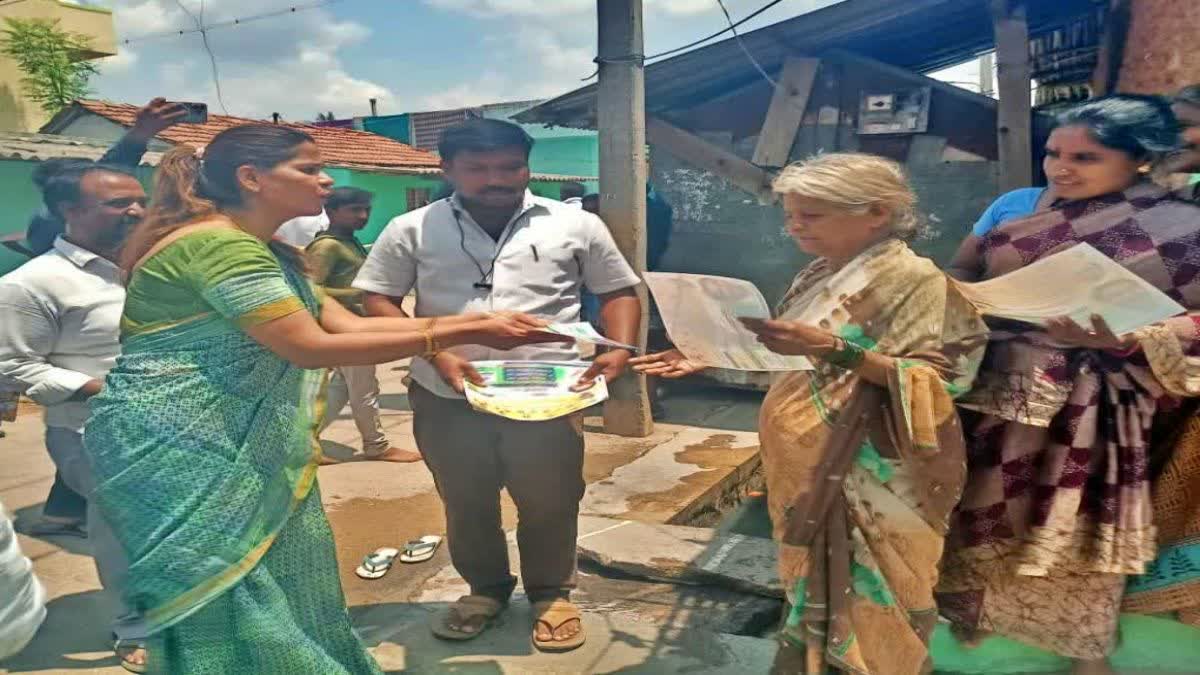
822;337;866;370
422;328;440;357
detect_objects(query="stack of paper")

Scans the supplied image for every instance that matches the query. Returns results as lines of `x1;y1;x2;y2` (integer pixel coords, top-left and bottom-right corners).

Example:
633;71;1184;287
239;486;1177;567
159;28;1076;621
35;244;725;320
464;361;607;421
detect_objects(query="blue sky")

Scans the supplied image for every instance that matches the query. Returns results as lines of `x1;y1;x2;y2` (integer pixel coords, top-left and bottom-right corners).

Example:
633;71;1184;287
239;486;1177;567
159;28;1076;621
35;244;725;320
81;0;980;122
74;0;842;120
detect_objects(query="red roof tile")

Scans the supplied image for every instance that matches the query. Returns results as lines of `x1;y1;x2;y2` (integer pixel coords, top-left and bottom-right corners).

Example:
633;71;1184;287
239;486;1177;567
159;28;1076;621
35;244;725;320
73;100;441;169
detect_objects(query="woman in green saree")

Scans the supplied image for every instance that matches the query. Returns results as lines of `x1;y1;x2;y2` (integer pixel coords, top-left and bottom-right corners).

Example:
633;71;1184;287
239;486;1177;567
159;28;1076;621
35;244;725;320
83;124;564;674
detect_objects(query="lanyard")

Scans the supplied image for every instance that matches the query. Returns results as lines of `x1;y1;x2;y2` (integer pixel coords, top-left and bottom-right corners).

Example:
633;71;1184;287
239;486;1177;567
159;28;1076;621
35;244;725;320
450;201;529;291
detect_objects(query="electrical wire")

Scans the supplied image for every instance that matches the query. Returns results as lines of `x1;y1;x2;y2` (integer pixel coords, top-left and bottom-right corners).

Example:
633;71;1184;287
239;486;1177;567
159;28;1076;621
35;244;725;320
173;0;229;115
122;1;342;45
714;0;778;89
583;0;787;80
645;0;787;62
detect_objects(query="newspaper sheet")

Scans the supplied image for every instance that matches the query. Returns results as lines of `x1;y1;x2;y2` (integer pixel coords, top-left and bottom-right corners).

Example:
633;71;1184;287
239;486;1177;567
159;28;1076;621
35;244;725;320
645;272;813;371
463;361;607;421
957;243;1185;335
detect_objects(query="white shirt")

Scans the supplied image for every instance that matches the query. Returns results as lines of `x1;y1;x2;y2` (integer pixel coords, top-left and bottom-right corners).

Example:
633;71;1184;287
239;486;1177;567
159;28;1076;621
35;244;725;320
275;211;329;247
0;238;124;432
353;192;641;399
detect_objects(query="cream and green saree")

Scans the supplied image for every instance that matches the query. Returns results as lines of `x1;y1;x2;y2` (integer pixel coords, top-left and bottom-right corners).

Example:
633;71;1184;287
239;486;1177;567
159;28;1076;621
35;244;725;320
84;227;380;674
761;239;988;674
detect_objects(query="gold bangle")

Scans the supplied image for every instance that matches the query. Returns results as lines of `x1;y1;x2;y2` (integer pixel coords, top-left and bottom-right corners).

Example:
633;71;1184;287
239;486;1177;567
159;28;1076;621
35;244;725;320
422;328;440;357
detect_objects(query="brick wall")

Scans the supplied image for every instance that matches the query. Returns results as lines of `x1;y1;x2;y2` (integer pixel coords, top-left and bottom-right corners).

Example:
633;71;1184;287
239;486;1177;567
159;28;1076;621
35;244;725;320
1117;0;1200;94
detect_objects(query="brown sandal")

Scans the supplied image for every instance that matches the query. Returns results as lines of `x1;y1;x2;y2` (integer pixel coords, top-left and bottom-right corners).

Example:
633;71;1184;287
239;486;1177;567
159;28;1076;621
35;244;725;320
431;595;505;641
531;599;586;652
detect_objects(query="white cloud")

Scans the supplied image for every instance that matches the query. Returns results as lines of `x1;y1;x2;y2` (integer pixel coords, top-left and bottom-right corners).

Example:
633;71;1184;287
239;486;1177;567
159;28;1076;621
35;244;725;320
93;0;396;120
413;25;594;111
421;0;591;18
98;48;139;75
423;0;726;18
650;0;715;16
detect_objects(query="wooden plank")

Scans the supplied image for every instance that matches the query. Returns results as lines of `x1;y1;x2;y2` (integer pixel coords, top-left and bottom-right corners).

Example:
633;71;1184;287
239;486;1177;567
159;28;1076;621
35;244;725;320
1091;0;1132;97
646;115;774;200
992;0;1033;192
751;57;819;168
596;0;652;438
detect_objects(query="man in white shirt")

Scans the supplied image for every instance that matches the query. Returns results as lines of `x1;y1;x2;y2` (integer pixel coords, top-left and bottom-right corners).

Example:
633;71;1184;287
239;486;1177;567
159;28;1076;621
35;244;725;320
0;163;147;670
275;209;329;247
355;119;641;651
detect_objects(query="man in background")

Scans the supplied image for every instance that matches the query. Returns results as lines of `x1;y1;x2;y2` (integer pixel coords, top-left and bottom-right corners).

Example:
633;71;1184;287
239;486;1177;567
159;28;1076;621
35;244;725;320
0;163;149;671
307;187;420;463
23;98;186;257
560;181;586;206
276;209;330;248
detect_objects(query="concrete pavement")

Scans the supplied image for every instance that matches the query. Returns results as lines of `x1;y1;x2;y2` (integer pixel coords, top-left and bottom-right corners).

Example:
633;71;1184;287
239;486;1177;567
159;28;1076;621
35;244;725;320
1;361;777;674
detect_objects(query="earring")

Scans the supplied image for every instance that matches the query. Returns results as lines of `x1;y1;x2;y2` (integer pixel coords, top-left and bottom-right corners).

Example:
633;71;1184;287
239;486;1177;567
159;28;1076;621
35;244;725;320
1138;164;1152;174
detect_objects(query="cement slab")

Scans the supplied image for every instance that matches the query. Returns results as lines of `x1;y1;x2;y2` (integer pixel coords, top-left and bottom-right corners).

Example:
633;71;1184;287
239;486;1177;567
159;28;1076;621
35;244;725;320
580;427;761;525
576;517;781;598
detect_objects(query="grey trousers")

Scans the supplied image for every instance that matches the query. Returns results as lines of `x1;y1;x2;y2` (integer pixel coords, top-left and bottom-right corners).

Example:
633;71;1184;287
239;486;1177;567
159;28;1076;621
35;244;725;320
44;427;131;622
409;384;586;603
322;365;390;454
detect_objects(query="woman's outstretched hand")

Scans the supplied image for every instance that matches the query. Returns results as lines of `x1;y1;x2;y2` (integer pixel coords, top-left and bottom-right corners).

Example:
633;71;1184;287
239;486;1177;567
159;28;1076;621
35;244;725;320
470;313;569;351
630;348;706;379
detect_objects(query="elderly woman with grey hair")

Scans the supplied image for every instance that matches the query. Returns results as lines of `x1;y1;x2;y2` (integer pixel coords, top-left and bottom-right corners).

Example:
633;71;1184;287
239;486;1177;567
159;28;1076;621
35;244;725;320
633;152;988;674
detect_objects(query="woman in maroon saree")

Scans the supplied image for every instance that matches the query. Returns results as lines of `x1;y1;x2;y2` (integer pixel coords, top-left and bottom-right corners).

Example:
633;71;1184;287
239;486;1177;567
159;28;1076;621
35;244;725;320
937;95;1200;675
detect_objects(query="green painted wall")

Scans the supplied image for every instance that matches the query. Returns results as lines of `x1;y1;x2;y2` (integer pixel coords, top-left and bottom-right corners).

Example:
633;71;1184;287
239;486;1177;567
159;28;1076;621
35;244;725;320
529;136;598;182
0;160;48;275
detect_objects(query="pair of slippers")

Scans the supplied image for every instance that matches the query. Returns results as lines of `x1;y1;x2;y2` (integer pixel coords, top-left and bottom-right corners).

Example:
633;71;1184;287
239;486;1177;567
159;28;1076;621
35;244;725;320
355;536;442;579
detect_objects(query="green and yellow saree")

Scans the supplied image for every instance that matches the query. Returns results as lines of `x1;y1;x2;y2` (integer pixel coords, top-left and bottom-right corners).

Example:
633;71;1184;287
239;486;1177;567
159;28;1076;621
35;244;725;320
84;227;380;674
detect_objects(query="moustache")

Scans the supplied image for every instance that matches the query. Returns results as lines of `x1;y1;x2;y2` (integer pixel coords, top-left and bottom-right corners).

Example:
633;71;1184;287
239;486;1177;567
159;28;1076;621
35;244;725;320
480;187;518;195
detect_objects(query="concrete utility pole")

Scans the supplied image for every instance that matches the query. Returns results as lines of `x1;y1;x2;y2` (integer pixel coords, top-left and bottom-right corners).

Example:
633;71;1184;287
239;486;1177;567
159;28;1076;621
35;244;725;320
596;0;653;438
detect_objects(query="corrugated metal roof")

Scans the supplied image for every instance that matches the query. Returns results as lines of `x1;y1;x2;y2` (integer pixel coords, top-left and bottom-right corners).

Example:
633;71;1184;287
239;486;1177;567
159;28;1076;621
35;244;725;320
0;131;165;165
517;0;1100;128
0;131;594;182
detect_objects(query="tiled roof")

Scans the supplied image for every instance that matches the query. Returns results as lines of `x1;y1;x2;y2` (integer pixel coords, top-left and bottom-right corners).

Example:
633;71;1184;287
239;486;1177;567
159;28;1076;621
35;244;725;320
71;100;441;169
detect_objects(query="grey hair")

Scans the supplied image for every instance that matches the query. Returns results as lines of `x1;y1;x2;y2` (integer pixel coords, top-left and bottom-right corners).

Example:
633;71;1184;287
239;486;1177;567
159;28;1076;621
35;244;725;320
772;152;921;239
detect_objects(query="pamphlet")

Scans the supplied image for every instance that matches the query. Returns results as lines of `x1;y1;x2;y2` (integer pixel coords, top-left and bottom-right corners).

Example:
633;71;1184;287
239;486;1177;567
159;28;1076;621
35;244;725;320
542;322;640;352
645;272;813;371
463;361;608;421
957;243;1185;335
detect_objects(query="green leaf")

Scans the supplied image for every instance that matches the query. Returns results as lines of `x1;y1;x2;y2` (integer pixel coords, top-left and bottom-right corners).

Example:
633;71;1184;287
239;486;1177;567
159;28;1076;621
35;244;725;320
0;17;98;114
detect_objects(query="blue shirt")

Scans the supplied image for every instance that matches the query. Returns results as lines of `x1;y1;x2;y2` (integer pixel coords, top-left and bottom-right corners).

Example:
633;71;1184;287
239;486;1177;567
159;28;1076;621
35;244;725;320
971;187;1046;237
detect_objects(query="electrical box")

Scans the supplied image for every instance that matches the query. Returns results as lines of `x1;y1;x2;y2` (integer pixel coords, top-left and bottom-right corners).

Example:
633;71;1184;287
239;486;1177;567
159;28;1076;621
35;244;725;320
857;87;932;135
